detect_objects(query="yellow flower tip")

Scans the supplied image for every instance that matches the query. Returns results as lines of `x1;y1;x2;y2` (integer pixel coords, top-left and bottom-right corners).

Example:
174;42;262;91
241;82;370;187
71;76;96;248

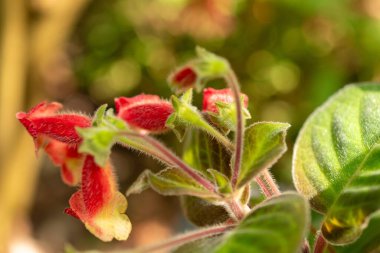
86;191;132;242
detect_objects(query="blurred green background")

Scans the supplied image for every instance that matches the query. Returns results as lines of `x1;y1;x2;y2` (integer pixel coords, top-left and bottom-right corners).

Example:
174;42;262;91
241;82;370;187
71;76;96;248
1;0;380;252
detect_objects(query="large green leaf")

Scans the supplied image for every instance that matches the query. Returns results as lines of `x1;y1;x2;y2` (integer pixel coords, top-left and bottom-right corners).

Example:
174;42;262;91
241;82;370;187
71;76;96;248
335;211;380;253
237;122;290;187
183;129;231;178
214;193;309;253
174;236;223;253
181;129;233;226
181;196;229;227
176;193;309;253
293;83;380;244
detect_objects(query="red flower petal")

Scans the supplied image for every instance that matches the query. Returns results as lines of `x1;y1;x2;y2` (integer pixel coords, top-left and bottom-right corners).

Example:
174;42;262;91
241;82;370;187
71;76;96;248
81;156;114;216
64;207;80;219
115;94;160;113
44;140;84;186
17;102;91;144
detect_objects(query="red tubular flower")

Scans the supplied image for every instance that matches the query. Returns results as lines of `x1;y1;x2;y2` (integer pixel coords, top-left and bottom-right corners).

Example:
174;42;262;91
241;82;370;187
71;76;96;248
202;88;248;113
16;101;91;145
115;94;174;134
65;156;131;241
17;102;91;186
168;65;198;91
44;140;84;186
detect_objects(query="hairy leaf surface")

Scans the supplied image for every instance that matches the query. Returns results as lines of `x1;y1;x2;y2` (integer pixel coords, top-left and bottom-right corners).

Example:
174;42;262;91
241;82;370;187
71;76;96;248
176;193;309;253
336;211;380;253
238;122;290;187
293;83;380;244
183;129;231;178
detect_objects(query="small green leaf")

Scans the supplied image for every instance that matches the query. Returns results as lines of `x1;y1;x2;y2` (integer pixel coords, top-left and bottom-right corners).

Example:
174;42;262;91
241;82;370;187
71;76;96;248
207;169;232;194
93;104;108;126
181;196;229;227
169;91;233;150
166;113;188;141
170;92;205;127
77;127;116;166
195;47;230;79
126;170;150;196
77;108;128;166
127;167;216;198
237;122;290;187
207;99;251;132
149;167;214;197
214;193;310;253
293;83;380;244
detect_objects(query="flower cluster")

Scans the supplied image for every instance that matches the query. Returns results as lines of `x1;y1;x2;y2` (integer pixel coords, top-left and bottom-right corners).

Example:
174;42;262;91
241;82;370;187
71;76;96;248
17;49;249;242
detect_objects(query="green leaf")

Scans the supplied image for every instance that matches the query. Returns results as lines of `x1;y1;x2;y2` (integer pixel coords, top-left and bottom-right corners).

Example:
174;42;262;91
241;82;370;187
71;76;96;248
214;193;309;253
168;91;233;150
181;196;229;227
336;211;380;253
238;122;290;187
77;108;128;166
183;129;231;178
126;170;150;196
174;235;223;253
207;169;232;194
126;168;215;198
195;47;230;79
206;99;251;132
77;127;116;166
93;104;108;126
292;83;380;244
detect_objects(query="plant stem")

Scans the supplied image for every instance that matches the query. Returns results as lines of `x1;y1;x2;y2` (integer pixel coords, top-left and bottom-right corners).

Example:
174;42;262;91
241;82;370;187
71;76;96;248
314;233;327;253
120;132;217;194
302;239;311;253
119;224;235;253
225;70;245;189
118;136;173;165
255;170;281;197
200;120;234;151
225;199;246;221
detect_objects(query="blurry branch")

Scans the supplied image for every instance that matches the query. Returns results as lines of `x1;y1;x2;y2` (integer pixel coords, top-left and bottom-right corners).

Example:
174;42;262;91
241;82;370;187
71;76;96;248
0;0;91;251
0;0;28;162
31;0;91;74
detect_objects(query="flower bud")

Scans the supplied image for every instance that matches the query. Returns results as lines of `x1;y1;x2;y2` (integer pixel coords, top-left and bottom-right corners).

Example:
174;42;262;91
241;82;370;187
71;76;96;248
168;65;198;91
202;88;248;113
115;94;174;134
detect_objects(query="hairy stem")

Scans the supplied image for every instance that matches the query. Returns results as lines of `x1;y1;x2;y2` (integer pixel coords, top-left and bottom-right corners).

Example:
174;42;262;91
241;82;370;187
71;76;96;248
225;199;246;221
199;120;234;151
314;233;327;253
255;170;281;197
120;132;217;193
118;136;173;165
120;224;235;253
225;70;245;188
302;239;311;253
